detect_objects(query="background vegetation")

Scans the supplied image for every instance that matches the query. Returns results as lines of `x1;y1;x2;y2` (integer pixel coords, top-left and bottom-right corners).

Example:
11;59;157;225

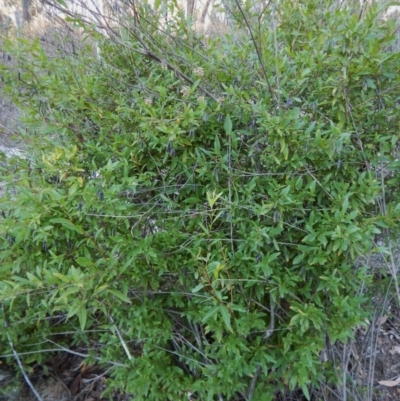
1;0;400;400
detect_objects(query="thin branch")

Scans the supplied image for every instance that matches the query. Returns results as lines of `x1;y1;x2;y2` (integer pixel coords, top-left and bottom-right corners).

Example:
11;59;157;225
2;305;44;401
6;332;44;401
271;3;280;109
248;365;261;401
264;298;275;341
109;315;133;361
233;0;275;103
70;0;218;101
304;165;333;200
44;338;127;367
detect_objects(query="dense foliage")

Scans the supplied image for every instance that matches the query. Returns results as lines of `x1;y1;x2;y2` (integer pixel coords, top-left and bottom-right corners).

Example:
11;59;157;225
1;0;400;399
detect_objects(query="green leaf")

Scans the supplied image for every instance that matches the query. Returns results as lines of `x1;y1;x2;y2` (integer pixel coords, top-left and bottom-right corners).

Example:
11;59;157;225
184;197;201;204
107;289;132;304
214;135;221;154
49;218;83;233
309;181;316;195
78;305;87;331
201;306;219;324
55;0;68;6
66;302;81;319
300;383;310;401
293;253;304;265
219;304;233;332
53;272;70;283
192;79;201;91
69;182;79;196
76;257;92;267
224;115;232;135
192;283;204;293
305;121;316;135
295;176;303;190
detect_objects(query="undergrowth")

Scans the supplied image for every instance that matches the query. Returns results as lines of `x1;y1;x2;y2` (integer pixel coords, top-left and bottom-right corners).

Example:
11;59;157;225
1;0;400;400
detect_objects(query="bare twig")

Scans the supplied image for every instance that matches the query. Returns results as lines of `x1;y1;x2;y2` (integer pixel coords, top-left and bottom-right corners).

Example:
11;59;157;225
44;338;127;367
62;0;218;101
248;364;261;401
233;0;275;104
271;3;280;109
109;315;133;361
304;165;333;200
264;298;275;341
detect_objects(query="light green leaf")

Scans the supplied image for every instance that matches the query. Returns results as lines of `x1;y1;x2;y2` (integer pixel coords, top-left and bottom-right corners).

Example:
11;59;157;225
309;181;316;195
76;257;92;267
224;115;232;134
214;135;221;154
192;283;204;293
78;305;87;331
295;176;303;190
53;272;70;283
192;79;201;91
305;121;316;135
69;183;79;196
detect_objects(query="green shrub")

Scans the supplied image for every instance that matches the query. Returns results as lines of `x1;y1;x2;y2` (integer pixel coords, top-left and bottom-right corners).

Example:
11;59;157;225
1;1;399;400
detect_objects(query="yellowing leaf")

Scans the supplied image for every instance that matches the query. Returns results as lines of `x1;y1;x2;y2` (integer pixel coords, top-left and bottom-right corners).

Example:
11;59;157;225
378;377;400;387
53;272;70;283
